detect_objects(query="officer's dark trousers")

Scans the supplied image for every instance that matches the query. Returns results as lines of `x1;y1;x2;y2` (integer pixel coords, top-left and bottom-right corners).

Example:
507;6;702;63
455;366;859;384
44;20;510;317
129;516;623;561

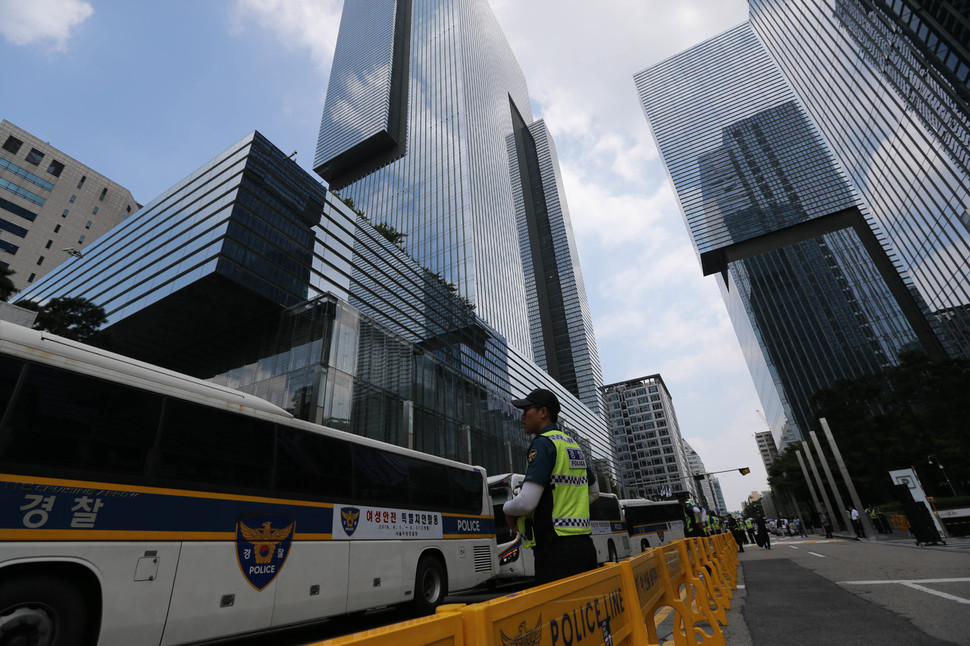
533;534;597;585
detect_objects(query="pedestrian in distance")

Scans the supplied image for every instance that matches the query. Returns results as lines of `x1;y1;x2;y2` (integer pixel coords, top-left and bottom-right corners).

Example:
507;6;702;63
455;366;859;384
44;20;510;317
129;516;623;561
745;517;757;544
819;512;833;538
503;388;598;586
849;506;865;539
726;514;744;553
754;512;771;549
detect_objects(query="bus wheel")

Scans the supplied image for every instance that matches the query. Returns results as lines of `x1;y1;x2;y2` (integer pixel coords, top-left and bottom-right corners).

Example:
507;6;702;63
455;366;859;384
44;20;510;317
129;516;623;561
0;575;87;646
607;540;618;563
641;539;650;552
411;556;447;616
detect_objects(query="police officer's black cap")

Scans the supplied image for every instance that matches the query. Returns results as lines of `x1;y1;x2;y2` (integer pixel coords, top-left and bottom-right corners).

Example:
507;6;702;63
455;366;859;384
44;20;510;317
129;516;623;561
512;388;561;416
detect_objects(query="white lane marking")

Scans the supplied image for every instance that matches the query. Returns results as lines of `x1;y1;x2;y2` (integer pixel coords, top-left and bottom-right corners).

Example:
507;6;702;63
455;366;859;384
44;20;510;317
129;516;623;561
839;577;970;585
839;577;970;604
901;583;970;604
789;546;799;550
808;552;826;558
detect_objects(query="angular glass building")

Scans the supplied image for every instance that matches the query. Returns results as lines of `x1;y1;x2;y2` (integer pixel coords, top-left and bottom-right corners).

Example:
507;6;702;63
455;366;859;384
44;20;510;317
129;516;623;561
635;23;942;447
315;0;604;415
16;131;613;478
749;0;970;359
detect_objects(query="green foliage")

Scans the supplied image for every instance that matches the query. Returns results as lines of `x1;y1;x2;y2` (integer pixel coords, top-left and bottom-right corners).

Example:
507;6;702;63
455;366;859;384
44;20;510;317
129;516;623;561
423;268;475;311
330;190;365;218
0;266;17;301
373;222;408;246
741;498;763;518
17;296;108;341
809;352;970;502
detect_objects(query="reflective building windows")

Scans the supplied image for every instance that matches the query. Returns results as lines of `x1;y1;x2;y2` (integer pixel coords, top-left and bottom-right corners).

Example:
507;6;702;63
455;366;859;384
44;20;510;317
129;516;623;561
636;23;931;445
749;0;970;359
314;0;604;415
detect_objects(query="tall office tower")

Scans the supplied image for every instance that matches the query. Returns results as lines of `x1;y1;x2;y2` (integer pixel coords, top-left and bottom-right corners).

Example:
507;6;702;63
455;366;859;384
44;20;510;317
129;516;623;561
635;24;943;448
315;0;603;414
1;120;137;292
750;0;970;358
684;441;722;513
755;430;779;470
603;375;696;500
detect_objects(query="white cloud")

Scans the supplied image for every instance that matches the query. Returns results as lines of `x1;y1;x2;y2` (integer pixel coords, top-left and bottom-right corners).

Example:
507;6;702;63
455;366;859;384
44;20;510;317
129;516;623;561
0;0;93;51
231;0;343;77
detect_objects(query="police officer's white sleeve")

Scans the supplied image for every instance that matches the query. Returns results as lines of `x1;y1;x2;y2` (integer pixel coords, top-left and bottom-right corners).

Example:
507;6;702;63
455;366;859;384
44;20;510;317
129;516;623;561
503;481;544;516
588;477;600;504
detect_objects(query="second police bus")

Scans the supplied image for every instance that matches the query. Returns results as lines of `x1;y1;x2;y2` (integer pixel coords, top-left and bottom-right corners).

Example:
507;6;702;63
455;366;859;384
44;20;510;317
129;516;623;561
487;473;630;583
0;322;496;645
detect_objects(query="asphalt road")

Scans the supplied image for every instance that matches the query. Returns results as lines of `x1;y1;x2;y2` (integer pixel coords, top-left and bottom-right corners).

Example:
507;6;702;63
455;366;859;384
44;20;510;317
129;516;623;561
723;534;970;646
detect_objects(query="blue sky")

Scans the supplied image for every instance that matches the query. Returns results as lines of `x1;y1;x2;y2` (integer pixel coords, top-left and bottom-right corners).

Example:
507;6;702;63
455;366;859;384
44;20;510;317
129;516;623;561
0;0;770;509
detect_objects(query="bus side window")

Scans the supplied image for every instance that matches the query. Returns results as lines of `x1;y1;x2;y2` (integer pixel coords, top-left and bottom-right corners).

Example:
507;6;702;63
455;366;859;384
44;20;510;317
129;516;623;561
1;361;160;478
274;427;353;498
155;398;273;490
352;445;409;507
451;469;485;515
408;462;451;509
0;356;22;416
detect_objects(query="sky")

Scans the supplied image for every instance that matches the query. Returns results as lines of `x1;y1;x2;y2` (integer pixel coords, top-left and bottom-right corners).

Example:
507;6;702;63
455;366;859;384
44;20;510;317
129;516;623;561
0;0;771;510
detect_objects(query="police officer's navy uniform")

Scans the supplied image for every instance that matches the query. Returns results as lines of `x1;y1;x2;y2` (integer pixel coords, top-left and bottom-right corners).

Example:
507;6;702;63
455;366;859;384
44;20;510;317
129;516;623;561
518;424;597;584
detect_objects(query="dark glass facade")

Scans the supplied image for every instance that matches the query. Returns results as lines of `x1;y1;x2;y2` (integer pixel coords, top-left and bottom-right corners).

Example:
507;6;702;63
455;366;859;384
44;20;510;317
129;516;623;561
750;0;970;358
17;131;614;479
314;0;604;414
635;23;933;446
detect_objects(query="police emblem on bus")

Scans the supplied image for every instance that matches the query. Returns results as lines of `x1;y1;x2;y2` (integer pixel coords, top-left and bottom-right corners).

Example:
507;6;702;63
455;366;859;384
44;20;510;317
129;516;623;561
500;616;541;646
340;507;360;536
235;515;295;591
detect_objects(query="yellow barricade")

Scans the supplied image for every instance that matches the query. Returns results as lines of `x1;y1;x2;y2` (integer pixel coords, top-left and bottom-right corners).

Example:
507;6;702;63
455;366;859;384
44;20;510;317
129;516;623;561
688;538;732;617
459;560;650;646
314;605;465;645
664;542;725;645
312;535;737;646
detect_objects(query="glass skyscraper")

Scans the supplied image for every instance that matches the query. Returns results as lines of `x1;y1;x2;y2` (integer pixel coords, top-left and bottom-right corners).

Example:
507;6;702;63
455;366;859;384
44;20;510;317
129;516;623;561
749;0;970;358
635;23;939;447
315;0;604;414
16;130;614;480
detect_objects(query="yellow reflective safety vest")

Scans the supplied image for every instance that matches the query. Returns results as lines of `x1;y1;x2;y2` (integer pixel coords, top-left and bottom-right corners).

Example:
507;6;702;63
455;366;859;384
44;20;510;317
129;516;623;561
517;429;591;548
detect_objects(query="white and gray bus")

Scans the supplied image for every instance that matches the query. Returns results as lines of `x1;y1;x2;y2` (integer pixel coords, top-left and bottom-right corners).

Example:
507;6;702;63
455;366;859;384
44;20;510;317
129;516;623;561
0;322;496;645
487;472;628;584
620;498;685;553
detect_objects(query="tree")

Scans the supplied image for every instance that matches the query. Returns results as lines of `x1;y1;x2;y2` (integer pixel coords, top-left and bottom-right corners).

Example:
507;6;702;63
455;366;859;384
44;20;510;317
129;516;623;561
0;266;17;301
18;296;108;341
810;352;970;502
741;498;763;519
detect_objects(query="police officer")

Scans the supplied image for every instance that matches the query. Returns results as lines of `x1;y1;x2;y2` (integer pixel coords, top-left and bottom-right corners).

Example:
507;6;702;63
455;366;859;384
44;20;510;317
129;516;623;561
682;497;705;537
503;388;599;585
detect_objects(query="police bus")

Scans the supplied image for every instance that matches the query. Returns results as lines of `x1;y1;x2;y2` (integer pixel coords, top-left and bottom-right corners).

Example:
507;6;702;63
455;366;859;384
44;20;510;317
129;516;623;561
487;473;627;584
0;322;496;646
619;498;685;552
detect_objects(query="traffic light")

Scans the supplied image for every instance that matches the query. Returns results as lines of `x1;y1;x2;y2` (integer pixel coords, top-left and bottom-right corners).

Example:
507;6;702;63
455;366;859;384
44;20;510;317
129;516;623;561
739;467;751;475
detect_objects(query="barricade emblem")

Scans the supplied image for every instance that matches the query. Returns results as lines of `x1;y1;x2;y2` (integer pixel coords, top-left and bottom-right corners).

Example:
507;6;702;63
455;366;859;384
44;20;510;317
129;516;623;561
340;506;361;536
236;514;294;591
500;616;542;646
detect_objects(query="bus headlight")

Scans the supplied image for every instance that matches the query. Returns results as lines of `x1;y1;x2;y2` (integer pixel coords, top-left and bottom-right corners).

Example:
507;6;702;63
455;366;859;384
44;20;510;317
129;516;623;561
499;546;520;565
